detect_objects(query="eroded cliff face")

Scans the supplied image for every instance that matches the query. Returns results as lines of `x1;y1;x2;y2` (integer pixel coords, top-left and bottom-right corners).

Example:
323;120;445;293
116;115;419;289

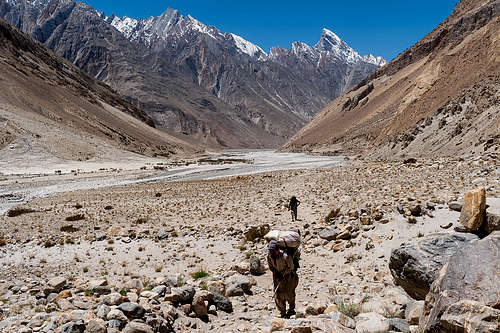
283;0;500;158
0;0;384;148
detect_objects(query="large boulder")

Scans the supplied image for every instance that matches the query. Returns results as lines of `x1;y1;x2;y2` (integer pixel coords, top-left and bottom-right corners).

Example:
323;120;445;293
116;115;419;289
225;275;254;296
389;233;479;300
440;300;500;332
458;187;486;232
419;232;500;332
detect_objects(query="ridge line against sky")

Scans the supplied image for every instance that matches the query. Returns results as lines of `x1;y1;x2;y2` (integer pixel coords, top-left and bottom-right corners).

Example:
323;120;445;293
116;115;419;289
85;0;458;60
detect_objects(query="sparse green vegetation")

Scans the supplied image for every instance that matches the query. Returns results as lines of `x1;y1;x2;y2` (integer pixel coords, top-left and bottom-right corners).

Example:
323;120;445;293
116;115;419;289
337;300;361;319
83;267;89;273
191;269;209;280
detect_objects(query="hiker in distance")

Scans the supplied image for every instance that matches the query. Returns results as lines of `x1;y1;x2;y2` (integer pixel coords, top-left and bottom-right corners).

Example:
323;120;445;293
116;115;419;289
289;196;300;221
267;240;299;318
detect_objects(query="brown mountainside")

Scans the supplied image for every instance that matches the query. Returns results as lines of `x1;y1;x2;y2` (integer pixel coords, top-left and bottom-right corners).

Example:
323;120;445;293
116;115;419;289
283;0;500;158
0;18;197;165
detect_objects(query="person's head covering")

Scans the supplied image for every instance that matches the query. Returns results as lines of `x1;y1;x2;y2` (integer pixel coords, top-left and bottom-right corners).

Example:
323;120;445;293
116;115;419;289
268;240;279;251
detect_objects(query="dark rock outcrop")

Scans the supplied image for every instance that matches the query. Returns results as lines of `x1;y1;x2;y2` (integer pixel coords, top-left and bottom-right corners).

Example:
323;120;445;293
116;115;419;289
389;233;479;300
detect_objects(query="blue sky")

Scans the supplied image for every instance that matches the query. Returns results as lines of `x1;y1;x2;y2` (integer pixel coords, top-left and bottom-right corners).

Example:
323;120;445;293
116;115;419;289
85;1;457;60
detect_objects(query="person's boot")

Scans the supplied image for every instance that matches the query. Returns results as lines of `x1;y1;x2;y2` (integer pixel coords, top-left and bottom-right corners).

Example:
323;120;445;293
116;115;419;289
286;309;296;318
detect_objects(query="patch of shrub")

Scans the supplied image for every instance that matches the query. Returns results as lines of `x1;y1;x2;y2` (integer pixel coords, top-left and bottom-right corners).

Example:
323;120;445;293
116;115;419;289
7;207;36;217
104;206;113;210
190;269;209;280
0;237;7;246
338;300;361;319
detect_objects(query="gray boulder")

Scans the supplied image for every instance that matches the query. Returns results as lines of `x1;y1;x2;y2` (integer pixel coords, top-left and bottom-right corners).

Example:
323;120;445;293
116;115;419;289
117;302;146;319
319;227;339;241
164;285;195;304
209;292;233;313
389;233;478;300
419;232;500;332
249;255;266;275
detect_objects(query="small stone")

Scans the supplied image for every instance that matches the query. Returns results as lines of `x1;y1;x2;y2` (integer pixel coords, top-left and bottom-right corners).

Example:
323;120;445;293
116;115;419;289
407;216;417;224
102;292;123;306
122;321;154;333
355;312;389;333
118;302;146;319
106;309;128;322
85;319;107;333
448;202;462;212
59;321;85;333
96;304;111;319
209;292;233;313
249;255;265;276
56;289;72;303
48;277;66;292
151;285;167;297
126;279;143;292
440;222;453;229
409;205;422;217
157;229;169;240
164;285;195;303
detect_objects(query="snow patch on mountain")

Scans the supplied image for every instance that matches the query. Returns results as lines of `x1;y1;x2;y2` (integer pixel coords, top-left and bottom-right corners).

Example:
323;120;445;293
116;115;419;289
110;16;139;39
229;33;267;59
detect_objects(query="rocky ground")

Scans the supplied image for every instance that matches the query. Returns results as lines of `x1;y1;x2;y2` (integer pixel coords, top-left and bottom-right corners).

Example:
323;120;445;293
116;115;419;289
0;153;499;332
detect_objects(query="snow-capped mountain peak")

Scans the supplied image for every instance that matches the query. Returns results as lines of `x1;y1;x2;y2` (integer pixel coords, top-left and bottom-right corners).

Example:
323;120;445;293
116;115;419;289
363;54;387;67
314;28;360;64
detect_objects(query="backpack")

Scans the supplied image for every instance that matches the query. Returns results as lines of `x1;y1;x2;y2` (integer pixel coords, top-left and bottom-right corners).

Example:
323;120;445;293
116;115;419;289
264;229;301;248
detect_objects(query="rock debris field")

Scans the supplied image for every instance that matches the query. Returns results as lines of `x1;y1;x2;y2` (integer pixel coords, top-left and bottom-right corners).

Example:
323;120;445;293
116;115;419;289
0;154;499;332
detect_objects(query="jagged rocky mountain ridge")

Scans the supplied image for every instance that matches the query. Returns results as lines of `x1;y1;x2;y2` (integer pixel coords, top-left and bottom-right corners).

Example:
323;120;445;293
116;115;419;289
0;0;386;148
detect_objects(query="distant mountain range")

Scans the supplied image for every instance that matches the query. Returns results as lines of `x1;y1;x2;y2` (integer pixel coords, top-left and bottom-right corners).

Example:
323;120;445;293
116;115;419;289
283;0;500;158
0;0;386;148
